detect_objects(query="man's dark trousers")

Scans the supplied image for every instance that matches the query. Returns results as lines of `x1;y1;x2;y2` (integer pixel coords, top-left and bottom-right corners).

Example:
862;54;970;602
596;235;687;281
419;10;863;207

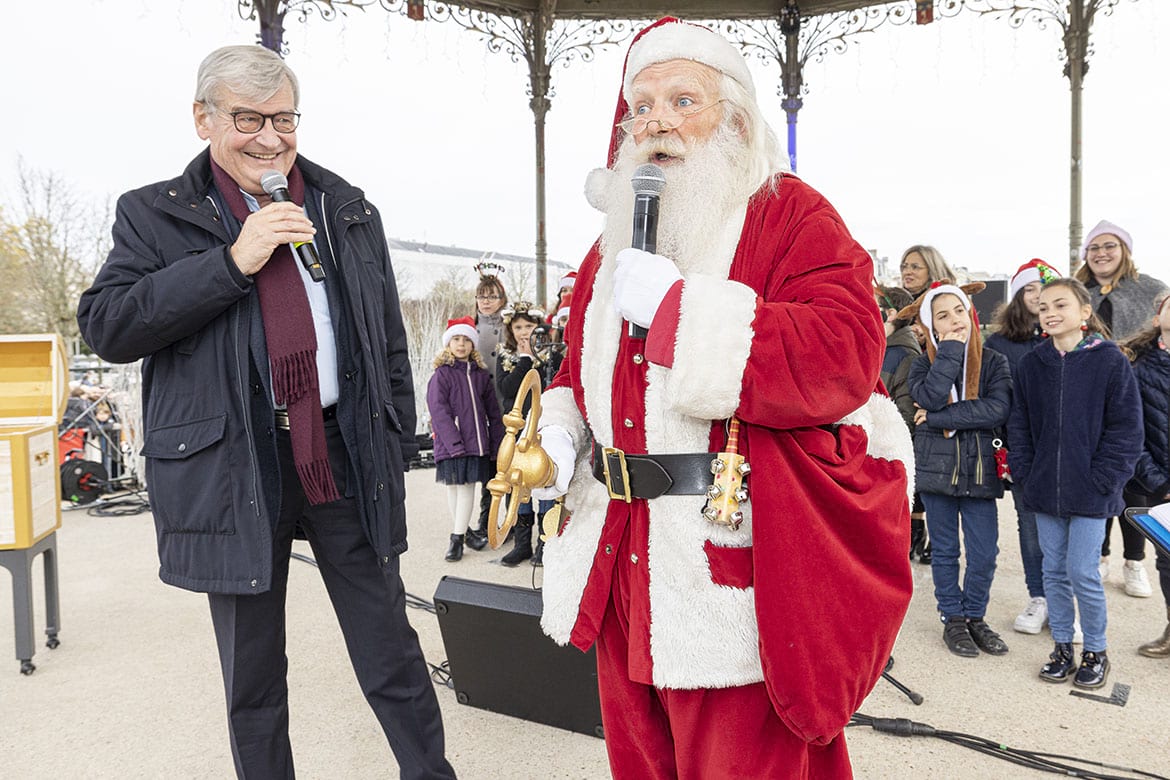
208;420;456;779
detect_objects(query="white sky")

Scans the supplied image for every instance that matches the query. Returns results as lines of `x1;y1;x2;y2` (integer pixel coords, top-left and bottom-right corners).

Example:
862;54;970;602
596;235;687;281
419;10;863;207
3;0;1167;284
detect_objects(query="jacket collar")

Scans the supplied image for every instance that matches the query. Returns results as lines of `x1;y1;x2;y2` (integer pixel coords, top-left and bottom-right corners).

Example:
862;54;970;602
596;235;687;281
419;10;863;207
161;148;364;207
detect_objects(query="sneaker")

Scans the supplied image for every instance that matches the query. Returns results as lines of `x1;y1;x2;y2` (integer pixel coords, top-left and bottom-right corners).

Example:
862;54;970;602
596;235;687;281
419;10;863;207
1123;560;1153;598
1014;597;1048;634
968;619;1009;655
1072;619;1084;645
1098;556;1110;582
1039;642;1075;682
943;618;979;657
1073;650;1110;689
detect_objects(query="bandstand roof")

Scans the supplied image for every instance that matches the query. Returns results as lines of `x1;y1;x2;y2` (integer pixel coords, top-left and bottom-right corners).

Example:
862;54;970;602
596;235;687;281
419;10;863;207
448;1;882;20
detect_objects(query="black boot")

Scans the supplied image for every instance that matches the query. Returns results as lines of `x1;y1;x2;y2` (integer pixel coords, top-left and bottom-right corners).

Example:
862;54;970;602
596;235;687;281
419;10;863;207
1039;642;1075;682
1073;650;1110;689
501;517;533;567
445;533;464;562
909;517;925;561
919;539;932;565
465;525;488;551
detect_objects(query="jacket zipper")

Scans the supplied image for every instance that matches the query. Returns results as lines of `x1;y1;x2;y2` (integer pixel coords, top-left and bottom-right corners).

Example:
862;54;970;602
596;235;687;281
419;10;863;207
951;436;960;487
325;192;383;503
465;361;484;455
1057;354;1065;515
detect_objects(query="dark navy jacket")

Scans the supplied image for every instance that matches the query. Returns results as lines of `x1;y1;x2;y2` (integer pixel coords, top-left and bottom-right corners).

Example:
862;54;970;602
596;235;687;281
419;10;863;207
78;150;417;594
426;360;504;463
1129;340;1170;498
1007;338;1142;518
908;342;1011;499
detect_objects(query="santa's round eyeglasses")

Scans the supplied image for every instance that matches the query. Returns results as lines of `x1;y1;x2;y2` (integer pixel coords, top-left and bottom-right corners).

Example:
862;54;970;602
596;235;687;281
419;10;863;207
616;99;725;135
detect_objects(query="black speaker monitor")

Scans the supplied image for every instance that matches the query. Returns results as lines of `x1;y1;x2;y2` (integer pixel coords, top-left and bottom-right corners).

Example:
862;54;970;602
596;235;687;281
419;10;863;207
433;576;604;738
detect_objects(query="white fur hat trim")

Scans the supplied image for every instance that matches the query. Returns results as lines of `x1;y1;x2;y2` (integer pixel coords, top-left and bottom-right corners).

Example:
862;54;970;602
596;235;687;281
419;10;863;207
623;22;755;102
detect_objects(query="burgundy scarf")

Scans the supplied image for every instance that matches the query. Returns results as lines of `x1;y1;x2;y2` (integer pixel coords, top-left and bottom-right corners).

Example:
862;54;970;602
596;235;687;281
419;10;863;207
211;160;340;505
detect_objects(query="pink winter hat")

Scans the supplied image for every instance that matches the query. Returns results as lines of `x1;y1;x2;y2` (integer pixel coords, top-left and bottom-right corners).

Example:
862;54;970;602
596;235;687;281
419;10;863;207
1082;220;1132;256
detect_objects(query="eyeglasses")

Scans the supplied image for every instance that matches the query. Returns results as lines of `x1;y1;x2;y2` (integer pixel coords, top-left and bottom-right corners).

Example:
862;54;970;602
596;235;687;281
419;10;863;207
227;110;301;134
1086;242;1120;254
476;295;501;301
616;99;726;135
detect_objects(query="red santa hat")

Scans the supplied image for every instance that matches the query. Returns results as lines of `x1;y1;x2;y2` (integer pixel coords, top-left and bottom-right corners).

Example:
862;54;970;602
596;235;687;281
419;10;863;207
1008;258;1062;301
442;316;478;349
1082;219;1132;256
556;292;573;324
557;270;577;291
601;17;755;169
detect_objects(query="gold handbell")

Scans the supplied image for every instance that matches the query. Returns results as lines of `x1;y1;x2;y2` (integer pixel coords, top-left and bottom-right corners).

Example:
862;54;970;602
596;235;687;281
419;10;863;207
486;369;559;549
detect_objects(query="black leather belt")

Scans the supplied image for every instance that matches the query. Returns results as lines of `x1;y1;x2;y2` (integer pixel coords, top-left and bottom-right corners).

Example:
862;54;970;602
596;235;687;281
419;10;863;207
274;404;337;431
591;442;713;501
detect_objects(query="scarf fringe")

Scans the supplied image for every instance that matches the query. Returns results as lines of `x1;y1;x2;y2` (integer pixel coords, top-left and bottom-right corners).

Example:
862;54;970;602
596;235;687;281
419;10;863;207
298;458;341;506
272;349;318;406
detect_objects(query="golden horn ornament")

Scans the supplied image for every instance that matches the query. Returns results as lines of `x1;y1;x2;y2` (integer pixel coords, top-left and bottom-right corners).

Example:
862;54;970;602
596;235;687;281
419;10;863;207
486;369;560;549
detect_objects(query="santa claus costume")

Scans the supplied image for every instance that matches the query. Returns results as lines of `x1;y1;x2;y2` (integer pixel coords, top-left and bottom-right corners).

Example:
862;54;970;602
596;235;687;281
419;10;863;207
535;18;913;779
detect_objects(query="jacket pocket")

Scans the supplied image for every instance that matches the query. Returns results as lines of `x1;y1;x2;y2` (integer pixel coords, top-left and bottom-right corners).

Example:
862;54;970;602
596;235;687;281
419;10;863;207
704;540;754;589
143;414;235;534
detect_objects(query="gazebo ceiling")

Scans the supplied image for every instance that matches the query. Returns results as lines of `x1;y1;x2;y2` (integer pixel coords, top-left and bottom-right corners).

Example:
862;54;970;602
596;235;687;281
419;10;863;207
451;1;885;21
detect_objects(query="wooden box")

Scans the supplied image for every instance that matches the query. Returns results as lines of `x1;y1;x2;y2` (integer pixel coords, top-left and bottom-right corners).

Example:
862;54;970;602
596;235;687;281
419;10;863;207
0;334;68;550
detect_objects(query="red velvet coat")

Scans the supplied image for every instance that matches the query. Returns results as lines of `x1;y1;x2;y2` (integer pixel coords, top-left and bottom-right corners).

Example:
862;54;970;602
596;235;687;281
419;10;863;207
538;173;913;746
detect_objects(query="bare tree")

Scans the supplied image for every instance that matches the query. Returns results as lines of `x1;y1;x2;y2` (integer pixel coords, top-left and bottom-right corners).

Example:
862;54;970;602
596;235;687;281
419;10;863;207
401;269;477;434
0;160;110;349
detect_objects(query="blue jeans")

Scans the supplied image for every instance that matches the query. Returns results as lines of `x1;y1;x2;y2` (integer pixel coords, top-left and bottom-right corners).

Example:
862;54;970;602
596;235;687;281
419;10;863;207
1036;513;1108;652
1010;488;1045;598
921;494;999;619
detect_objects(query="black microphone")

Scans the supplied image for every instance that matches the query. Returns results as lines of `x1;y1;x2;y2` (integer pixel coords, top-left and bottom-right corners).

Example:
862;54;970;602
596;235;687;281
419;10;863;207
260;169;325;282
629;163;666;338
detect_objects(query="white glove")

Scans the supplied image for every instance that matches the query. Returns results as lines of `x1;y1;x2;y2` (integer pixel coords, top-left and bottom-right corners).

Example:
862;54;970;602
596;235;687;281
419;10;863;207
531;424;576;499
613;247;683;328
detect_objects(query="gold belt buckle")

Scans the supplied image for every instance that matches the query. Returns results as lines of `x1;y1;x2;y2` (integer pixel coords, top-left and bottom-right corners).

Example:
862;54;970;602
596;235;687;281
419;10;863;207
601;447;632;503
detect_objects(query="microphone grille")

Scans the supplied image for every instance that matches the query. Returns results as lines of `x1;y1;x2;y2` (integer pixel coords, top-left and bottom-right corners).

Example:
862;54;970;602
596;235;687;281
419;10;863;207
259;169;288;195
631;163;666;197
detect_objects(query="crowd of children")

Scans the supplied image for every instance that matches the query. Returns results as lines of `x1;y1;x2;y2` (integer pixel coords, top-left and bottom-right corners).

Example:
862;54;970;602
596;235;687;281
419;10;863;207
879;220;1169;691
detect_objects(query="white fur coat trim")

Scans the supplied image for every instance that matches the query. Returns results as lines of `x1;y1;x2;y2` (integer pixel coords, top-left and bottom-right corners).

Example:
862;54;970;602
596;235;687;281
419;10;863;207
838;392;916;502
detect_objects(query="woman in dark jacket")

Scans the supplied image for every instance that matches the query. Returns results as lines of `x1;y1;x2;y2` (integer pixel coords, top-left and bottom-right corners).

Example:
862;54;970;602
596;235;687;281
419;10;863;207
985;259;1062;635
1119;296;1170;657
905;283;1012;659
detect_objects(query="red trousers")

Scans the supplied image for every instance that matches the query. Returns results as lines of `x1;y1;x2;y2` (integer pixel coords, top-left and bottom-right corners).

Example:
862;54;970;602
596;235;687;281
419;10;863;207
594;531;853;779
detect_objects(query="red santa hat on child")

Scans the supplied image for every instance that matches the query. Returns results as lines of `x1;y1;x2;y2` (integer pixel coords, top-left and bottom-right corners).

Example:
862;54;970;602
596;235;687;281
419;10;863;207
1082;219;1132;256
1009;258;1062;301
586;18;757;209
443;317;478;349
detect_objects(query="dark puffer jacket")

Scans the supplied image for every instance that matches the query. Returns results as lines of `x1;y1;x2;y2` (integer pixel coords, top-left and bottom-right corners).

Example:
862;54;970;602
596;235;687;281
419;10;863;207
909;342;1011;499
1008;338;1142;518
1129;339;1170;498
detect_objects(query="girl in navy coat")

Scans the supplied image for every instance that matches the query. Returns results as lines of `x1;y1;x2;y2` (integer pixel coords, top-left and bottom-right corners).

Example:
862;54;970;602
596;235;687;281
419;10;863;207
1008;278;1142;689
905;282;1012;659
986;259;1062;635
1119;294;1170;657
427;317;504;562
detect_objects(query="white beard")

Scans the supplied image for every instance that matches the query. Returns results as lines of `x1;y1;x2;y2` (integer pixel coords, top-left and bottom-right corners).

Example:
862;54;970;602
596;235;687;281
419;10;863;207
600;125;756;273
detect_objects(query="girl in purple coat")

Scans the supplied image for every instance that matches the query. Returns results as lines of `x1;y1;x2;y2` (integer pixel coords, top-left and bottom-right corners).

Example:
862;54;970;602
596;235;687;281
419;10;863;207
426;317;504;562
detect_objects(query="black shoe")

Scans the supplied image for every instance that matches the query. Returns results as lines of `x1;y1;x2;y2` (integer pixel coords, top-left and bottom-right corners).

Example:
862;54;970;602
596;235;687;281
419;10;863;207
943;618;979;657
909;518;925;561
1073;651;1109;689
918;541;932;565
500;520;533;567
967;619;1009;655
445;533;464;562
464;527;488;551
1039;642;1075;682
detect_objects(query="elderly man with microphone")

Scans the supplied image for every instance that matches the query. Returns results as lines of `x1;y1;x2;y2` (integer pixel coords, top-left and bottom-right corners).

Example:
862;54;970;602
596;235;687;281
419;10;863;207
532;19;913;778
78;45;454;779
